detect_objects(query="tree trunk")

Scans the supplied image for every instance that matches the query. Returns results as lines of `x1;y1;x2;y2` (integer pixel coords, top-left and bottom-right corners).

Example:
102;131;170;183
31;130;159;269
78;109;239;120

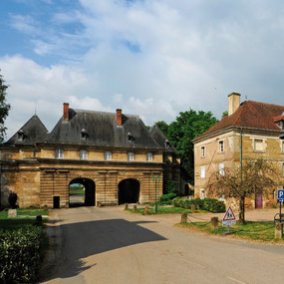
239;195;246;224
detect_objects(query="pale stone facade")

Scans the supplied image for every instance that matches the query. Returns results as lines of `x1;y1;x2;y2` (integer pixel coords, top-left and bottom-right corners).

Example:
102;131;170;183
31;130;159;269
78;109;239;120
194;93;284;209
0;105;170;208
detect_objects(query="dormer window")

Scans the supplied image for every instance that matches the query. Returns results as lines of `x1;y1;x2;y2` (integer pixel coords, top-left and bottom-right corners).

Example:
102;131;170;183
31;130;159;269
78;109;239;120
127;132;135;142
17;129;25;142
165;139;171;148
81;128;88;140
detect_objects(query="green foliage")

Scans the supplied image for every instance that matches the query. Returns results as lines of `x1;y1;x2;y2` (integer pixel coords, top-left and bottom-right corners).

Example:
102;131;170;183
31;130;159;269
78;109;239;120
159;193;177;205
0;70;10;142
173;197;225;213
165;180;178;194
0;225;44;283
166;109;217;182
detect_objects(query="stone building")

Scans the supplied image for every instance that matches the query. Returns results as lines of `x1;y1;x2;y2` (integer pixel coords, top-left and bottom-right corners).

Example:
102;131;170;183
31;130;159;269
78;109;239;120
193;93;284;209
0;103;177;208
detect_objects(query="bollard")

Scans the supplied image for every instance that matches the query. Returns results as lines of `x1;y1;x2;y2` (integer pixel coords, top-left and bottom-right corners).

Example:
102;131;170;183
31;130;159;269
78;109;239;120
211;217;219;229
191;204;196;213
124;203;128;210
133;204;137;211
275;221;283;240
144;206;150;215
180;213;188;223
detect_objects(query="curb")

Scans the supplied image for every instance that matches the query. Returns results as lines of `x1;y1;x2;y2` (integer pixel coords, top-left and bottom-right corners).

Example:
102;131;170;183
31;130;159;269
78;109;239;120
39;212;62;281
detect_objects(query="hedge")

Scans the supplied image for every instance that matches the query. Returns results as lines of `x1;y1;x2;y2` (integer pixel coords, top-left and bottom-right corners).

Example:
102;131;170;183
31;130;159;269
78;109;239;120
159;193;177;205
173;197;226;213
0;225;43;283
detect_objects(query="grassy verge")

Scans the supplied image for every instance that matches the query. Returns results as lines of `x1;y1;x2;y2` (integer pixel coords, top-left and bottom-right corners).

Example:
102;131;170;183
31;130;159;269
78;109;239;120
0;208;48;219
180;221;282;242
128;205;191;215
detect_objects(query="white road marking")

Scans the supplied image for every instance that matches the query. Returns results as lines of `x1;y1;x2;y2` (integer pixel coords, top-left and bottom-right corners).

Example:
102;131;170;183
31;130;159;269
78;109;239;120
227;276;247;284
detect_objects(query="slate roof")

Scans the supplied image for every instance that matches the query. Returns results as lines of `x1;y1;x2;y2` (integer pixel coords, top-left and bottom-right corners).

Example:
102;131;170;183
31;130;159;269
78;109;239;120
194;100;284;143
47;109;162;149
149;125;176;153
4;115;48;146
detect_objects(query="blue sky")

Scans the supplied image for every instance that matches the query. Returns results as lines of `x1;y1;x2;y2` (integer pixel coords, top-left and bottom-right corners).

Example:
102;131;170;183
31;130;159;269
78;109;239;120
1;0;284;138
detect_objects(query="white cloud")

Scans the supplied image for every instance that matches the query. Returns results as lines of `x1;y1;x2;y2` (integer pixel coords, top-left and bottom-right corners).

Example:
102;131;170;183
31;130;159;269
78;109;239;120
2;0;284;140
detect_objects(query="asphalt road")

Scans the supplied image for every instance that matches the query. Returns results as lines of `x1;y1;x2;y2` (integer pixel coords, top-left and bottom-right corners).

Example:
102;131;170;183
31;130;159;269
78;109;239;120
41;207;284;284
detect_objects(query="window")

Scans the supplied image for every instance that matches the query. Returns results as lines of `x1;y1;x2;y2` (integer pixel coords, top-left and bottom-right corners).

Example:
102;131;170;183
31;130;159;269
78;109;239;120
219;163;225;176
147;152;153;161
81;128;88;140
201;146;205;158
55;148;64;159
254;139;264;152
105;151;112;161
200;166;206;179
282;163;284;177
218;140;224;152
80;150;88;160
128;152;135;161
282;141;284;153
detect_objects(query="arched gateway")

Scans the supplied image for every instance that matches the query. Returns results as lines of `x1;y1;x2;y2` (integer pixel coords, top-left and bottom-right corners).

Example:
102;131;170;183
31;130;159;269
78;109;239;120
118;179;140;204
69;178;95;207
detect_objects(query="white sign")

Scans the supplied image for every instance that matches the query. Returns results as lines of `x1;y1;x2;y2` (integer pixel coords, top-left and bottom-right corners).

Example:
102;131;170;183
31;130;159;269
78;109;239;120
222;207;236;226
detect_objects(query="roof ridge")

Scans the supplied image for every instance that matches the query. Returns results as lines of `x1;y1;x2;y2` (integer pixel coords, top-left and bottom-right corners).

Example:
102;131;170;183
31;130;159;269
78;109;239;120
73;108;139;118
246;100;284;108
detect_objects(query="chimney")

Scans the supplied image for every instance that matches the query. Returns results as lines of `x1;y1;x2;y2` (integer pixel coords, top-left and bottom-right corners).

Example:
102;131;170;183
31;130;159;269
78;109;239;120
63;102;69;121
228;92;241;116
116;108;123;126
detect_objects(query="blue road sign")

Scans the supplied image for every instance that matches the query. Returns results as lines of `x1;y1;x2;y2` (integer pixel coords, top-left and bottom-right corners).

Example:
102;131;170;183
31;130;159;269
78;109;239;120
277;189;284;202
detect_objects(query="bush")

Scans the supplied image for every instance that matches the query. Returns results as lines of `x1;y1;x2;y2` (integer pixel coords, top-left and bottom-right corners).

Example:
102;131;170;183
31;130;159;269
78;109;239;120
173;197;225;213
0;225;43;283
159;193;177;205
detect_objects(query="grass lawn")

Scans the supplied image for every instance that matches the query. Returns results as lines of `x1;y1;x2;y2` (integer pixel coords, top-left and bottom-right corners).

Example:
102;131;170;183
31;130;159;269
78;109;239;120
0;208;48;220
180;221;282;242
128;205;191;215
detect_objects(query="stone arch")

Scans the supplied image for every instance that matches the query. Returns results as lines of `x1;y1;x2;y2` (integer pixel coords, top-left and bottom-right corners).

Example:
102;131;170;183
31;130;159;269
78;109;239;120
69;177;96;207
118;178;140;204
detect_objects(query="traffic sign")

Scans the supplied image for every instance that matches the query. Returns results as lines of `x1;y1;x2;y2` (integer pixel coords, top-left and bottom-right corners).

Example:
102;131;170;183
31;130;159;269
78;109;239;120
222;207;236;226
277;189;284;203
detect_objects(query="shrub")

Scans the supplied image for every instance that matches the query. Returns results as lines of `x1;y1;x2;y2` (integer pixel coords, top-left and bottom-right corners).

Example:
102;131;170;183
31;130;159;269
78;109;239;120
0;225;43;283
159;193;177;205
173;197;225;213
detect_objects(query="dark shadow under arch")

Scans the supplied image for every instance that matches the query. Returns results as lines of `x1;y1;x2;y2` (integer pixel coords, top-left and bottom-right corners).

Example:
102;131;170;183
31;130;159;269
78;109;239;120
69;178;95;207
118;179;140;204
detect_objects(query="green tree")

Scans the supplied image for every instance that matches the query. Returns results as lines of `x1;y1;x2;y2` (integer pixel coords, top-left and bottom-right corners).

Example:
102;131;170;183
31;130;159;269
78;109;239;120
208;158;281;224
0;71;10;142
167;109;217;182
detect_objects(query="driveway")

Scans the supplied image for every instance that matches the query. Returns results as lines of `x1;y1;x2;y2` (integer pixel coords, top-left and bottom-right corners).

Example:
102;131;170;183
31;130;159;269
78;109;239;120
41;207;284;284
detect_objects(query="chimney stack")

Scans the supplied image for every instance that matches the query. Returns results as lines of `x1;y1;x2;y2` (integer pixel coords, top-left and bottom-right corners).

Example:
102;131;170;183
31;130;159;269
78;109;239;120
116;108;123;126
63;102;69;121
228;92;241;116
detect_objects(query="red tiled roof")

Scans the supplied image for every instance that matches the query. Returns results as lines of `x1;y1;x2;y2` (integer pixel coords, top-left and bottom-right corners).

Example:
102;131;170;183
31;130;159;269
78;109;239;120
195;100;284;141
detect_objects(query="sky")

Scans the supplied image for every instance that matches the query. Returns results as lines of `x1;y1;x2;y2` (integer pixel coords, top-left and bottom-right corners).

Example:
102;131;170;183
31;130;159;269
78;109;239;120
1;0;284;139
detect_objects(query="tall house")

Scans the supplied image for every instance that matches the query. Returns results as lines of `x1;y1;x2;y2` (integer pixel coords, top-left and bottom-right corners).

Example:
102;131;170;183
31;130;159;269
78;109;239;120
193;93;284;209
0;104;178;208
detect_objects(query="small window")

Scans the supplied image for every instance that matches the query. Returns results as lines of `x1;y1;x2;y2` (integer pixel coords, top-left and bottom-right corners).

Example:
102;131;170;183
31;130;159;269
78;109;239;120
254;139;264;152
200;188;205;200
218;140;224;152
128;152;135;161
147;152;153;161
80;150;88;160
105;151;112;161
201;146;205;158
282;141;284;153
81;128;88;140
17;129;25;142
55;148;64;159
219;163;225;176
200;166;206;179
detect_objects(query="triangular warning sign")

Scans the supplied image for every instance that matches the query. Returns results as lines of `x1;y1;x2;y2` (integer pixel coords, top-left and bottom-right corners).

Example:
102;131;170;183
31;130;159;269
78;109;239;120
223;207;236;221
